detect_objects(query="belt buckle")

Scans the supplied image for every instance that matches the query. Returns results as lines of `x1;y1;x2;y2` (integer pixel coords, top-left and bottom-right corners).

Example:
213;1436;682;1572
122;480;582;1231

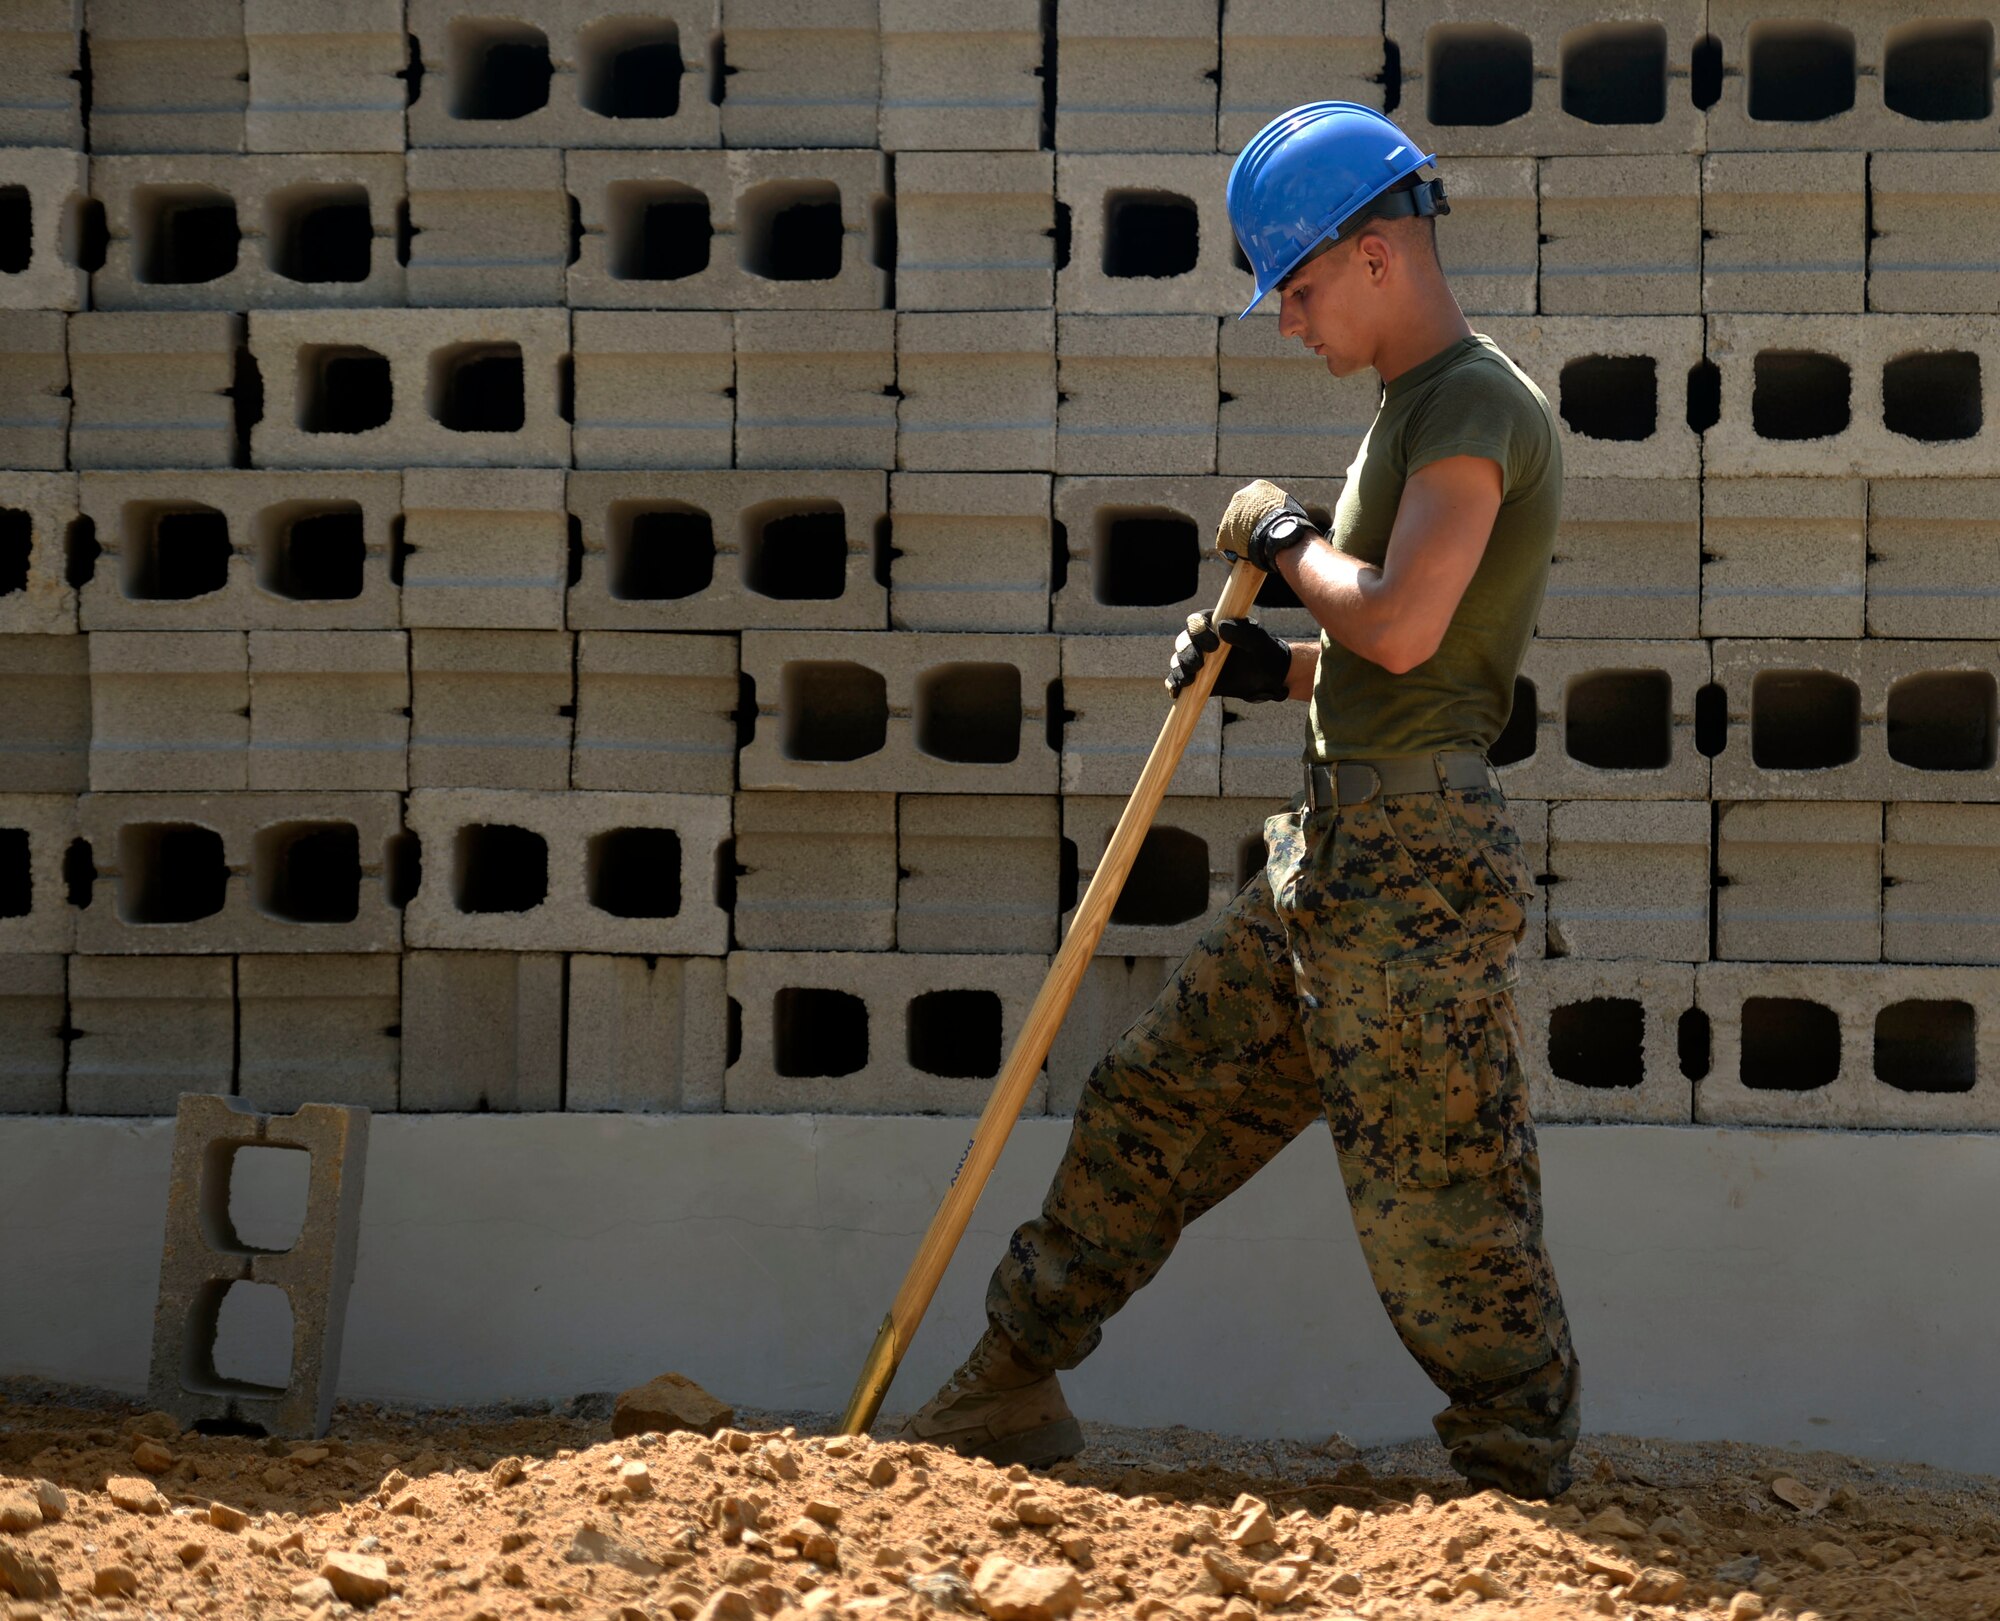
1336;760;1381;806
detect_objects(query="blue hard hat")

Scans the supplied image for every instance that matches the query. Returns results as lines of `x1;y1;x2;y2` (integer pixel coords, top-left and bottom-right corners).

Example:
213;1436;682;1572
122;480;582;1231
1226;102;1443;319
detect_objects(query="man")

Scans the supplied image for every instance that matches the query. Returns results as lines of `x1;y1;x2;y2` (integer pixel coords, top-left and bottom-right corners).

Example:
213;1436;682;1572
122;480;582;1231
903;102;1580;1499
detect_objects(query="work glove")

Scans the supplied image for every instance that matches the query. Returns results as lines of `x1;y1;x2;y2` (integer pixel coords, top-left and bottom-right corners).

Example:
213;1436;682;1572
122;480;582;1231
1216;479;1320;574
1165;611;1292;703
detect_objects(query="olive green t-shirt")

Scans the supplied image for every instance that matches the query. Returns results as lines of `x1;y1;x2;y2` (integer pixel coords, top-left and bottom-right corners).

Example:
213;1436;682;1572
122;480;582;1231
1307;332;1561;761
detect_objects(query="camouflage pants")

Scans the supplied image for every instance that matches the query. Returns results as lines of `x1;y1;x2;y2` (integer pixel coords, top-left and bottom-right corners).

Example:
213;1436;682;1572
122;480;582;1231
987;780;1581;1497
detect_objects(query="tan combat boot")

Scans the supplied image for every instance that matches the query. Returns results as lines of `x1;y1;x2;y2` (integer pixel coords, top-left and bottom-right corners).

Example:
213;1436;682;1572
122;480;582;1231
900;1329;1085;1468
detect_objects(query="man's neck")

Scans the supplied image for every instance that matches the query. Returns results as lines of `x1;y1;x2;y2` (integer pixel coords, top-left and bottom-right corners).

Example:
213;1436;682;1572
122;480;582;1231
1371;287;1474;388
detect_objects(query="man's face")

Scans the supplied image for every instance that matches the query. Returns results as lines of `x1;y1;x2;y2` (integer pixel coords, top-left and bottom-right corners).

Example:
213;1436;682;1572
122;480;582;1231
1273;232;1379;377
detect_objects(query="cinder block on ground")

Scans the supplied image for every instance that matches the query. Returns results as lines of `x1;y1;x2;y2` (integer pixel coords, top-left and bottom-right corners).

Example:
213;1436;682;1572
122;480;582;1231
1541;477;1699;638
245;0;405;152
573;631;739;795
1064;794;1273;959
0;0;83;147
1538;157;1699;316
1717;800;1881;963
1869;153;2000;314
248;630;408;793
725;949;1050;1114
0;311;68;469
238;954;400;1112
572;311;732;469
732;790;896;950
740;630;1061;794
1884;803;2000;964
0;793;77;954
1056;154;1250;317
898;793;1060;953
1868;480;2000;639
79;470;402;632
1701;153;1866;314
147;1093;368;1438
67;954;235;1114
89;630;248;791
1218;319;1381;476
895;310;1056;472
567;954;726;1112
250;308;570;470
410;628;574;790
0;147;85;310
878;0;1043;152
0;633;88;791
1057;316;1217;476
1046;954;1175;1113
1700;478;1865;640
568;468;889;632
1432;158;1537;317
400;950;563;1112
719;0;877;147
736;310;896;470
1056;0;1217;154
406;149;570;307
1500;638;1712;801
88;0;246;153
1217;0;1383;153
0;471;78;634
1546;800;1710;962
893;151;1053;311
1696;961;2000;1130
404;787;731;955
399;468;567;630
888;472;1052;632
0;954;64;1114
77;789;404;955
70;311;240;470
92;154;408;311
1516;959;1695;1125
1062;635;1222;797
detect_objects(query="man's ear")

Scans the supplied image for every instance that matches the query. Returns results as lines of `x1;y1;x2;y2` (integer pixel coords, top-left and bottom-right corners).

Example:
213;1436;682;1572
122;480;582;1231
1356;229;1393;283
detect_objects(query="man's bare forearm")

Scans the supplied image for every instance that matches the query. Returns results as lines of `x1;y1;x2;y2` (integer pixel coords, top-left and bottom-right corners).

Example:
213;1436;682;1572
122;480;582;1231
1282;637;1318;701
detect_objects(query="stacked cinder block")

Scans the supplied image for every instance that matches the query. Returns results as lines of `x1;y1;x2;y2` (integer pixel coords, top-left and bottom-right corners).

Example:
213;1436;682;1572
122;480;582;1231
1;3;1996;1136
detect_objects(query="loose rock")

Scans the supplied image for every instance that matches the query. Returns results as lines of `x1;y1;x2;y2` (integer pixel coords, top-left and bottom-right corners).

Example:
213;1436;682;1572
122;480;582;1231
971;1555;1084;1621
0;1500;37;1536
319;1551;392;1606
612;1372;735;1440
105;1476;165;1515
0;1545;62;1601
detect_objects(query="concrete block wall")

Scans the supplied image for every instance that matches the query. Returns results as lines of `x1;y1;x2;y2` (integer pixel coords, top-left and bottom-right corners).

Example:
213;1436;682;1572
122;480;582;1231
0;2;1996;1134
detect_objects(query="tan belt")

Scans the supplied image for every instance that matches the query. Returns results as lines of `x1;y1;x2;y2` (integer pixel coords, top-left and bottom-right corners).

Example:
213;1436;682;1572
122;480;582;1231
1304;749;1496;811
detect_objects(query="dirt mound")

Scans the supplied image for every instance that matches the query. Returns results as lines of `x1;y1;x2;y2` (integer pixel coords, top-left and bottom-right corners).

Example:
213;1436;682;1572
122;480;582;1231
2;1388;1998;1620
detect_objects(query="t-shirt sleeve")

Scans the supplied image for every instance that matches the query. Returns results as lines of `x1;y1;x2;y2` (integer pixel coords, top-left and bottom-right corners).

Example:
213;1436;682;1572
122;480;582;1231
1402;364;1540;491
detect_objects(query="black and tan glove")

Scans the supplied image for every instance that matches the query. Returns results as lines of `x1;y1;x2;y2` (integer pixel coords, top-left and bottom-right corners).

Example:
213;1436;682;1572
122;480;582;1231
1165;611;1292;702
1216;478;1320;574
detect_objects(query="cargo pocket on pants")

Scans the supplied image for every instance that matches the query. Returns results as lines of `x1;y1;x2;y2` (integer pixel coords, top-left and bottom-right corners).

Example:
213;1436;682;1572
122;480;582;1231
1383;935;1527;1189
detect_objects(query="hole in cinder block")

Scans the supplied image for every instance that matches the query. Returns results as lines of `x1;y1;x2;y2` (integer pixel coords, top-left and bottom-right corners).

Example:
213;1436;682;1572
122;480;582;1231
386;829;421;909
609;182;712;280
269;184;372;284
70;196;107;274
610;502;714;599
1564;670;1671;770
1884;351;1983;443
1102;190;1199;279
1093;508;1199;607
1547;998;1646;1089
0;826;28;918
1559;356;1657;442
1426;24;1533;125
1752;350;1851;441
1875;998;1977;1093
182;1279;294;1400
588;827;682;918
1694;681;1728;757
1888;670;1997;771
449;17;553;120
582;17;684;118
1111;826;1209;927
744;502;848;600
298;344;393;435
121;504;232;601
1686;358;1721;434
0;186;31;274
1750;670;1861;770
907;988;1003;1079
254;822;361;925
1740;996;1842;1090
773;986;868;1078
119;822;227;925
0;507;29;594
1678;1006;1711;1080
1254;567;1302;611
429;341;525;433
1691;34;1723;108
1885;20;1993;121
257;502;365;601
1490;677;1537;767
780;661;887;762
916;663;1022;764
739;180;843;281
222;1144;311;1253
1747;22;1856;121
64;836;94;909
135;185;240;284
452;823;548;914
65;515;98;589
1559;22;1667;124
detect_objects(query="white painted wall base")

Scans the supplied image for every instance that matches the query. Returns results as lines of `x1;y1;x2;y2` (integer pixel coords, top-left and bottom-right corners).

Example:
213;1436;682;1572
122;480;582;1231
3;1116;1996;1475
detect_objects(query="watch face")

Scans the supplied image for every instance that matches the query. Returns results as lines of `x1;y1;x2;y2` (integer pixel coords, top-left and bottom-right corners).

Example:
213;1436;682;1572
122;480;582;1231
1269;514;1302;542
